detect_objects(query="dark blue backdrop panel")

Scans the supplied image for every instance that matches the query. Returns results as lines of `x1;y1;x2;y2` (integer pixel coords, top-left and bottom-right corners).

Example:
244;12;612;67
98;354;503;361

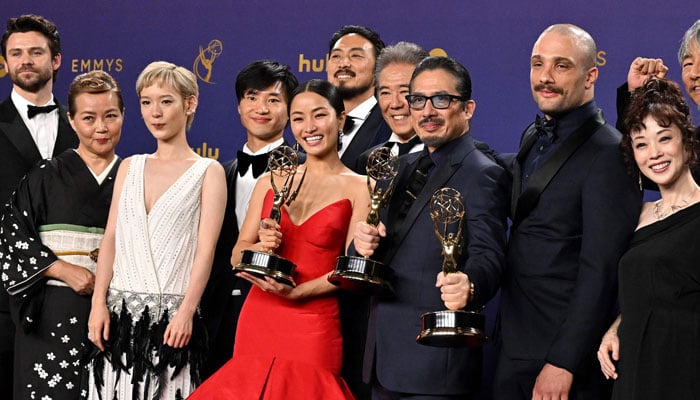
2;1;696;398
2;0;698;162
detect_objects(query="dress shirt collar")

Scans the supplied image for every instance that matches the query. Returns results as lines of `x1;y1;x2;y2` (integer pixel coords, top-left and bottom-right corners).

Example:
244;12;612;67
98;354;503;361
543;100;598;143
12;89;57;119
347;95;377;121
242;137;285;156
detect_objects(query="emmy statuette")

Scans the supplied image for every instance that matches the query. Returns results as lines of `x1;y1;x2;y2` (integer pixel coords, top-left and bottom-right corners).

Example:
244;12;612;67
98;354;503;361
328;147;398;294
416;187;487;347
233;146;305;287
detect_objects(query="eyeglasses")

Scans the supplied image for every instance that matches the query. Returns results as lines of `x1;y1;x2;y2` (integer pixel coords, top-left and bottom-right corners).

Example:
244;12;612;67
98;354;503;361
405;94;468;110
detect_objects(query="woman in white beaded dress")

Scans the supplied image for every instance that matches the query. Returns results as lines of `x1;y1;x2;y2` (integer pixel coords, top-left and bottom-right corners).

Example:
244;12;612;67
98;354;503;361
85;61;226;400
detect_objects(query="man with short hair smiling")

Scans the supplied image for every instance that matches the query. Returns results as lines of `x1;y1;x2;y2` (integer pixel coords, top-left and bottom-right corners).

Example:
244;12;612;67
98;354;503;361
354;41;429;173
199;60;298;379
352;56;508;399
327;25;391;171
0;14;78;396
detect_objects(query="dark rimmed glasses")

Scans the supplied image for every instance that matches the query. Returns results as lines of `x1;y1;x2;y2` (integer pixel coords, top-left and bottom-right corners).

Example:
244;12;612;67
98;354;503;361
405;94;468;110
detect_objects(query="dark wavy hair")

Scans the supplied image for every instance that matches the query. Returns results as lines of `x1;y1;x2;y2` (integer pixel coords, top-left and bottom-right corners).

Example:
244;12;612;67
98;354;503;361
2;14;61;80
620;78;698;174
328;25;385;59
234;60;299;103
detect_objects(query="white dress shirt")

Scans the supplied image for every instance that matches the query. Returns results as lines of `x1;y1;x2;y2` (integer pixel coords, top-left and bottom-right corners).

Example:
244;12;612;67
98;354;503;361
11;90;59;159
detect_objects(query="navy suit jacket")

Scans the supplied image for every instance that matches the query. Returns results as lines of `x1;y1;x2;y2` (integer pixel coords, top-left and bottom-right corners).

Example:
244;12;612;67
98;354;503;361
363;134;509;395
341;103;391;173
0;96;77;313
500;112;642;374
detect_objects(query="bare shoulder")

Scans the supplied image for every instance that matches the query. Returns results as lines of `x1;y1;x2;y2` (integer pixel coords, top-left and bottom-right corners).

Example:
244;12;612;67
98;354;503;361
340;171;367;189
114;157;133;179
204;158;225;175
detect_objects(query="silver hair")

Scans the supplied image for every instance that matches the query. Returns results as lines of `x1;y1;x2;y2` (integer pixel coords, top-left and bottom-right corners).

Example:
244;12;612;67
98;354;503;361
678;20;700;65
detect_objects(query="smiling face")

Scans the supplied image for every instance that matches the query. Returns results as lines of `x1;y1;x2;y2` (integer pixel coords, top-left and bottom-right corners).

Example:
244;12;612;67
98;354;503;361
377;62;415;140
409;69;474;152
530;31;597;118
681;39;700;107
3;31;60;95
139;83;195;142
237;81;289;148
632;115;690;188
289;91;344;158
69;91;122;158
327;33;376;100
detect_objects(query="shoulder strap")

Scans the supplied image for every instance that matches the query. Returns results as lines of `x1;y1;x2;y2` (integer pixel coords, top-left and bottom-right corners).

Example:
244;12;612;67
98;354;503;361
512;110;605;228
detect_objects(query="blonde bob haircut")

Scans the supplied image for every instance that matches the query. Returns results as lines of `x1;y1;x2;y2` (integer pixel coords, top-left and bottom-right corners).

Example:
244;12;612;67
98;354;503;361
136;61;199;129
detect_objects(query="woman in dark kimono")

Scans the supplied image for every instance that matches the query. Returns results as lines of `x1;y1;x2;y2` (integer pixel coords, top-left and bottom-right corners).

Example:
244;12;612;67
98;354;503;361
597;78;700;399
0;70;123;400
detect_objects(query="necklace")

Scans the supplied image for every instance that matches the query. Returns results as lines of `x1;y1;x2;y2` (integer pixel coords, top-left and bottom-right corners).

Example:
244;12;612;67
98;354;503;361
652;191;698;220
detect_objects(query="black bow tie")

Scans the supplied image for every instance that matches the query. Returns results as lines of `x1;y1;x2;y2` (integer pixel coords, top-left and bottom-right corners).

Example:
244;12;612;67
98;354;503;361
237;151;269;178
534;115;557;141
395;135;422;156
27;104;58;119
343;116;357;134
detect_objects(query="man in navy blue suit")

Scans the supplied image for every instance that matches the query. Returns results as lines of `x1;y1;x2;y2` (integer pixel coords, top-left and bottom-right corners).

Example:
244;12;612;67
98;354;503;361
494;24;642;399
353;56;509;399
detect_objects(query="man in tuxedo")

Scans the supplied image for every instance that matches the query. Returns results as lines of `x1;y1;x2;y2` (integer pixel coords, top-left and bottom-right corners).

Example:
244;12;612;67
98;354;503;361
353;56;509;399
354;41;429;174
327;25;391;171
0;14;78;395
199;60;298;378
494;24;642;399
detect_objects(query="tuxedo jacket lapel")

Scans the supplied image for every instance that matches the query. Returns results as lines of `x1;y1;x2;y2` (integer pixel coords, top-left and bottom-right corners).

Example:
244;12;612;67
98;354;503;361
389;140;469;262
510;123;538;219
0;99;42;164
54;103;77;156
340;104;390;166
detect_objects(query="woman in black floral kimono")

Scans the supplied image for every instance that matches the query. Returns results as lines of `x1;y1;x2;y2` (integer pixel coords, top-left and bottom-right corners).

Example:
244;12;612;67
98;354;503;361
0;70;123;400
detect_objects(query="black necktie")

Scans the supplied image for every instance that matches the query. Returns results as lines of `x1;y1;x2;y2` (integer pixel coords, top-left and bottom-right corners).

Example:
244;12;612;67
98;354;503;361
396;135;422;156
237;151;269;178
394;153;434;226
27;104;58;119
534;115;557;141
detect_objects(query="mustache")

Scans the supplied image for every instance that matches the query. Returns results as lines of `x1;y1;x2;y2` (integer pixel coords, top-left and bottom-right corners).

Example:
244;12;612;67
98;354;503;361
533;84;563;94
17;66;37;73
419;117;444;125
334;68;355;78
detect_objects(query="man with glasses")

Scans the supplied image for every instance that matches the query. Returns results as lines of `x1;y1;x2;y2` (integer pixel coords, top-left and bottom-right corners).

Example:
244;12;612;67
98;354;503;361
494;24;641;399
352;56;508;399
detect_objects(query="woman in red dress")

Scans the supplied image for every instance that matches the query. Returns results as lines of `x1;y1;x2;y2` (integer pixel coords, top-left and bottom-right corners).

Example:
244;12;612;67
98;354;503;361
190;79;371;399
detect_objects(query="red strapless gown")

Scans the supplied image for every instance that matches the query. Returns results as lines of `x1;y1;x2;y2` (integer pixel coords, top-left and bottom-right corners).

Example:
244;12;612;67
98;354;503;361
190;190;355;399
